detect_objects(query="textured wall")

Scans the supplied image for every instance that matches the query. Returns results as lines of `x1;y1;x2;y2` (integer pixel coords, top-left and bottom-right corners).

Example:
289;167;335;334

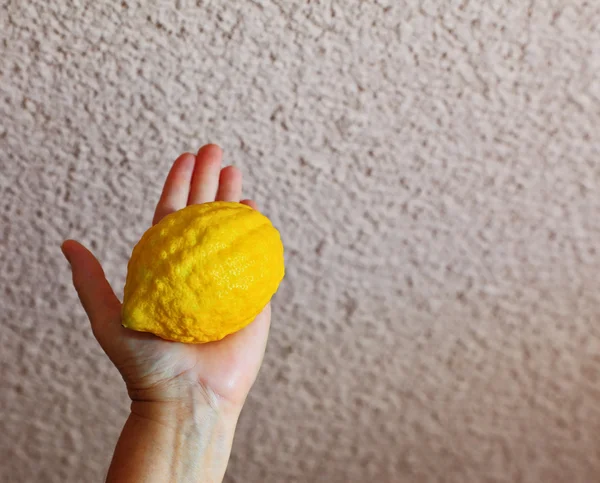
2;1;600;482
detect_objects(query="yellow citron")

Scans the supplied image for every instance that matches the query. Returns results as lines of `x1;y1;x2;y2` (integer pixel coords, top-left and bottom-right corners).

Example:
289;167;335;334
121;201;284;343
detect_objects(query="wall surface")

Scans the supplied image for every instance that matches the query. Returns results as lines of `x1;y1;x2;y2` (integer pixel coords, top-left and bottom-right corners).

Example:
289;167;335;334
2;1;600;482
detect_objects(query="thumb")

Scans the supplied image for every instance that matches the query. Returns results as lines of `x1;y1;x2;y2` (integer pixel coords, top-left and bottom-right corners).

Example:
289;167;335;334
61;239;122;348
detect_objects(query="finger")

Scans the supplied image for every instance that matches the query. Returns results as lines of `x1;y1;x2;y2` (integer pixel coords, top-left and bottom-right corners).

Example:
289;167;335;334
215;166;242;202
61;239;122;348
188;144;223;204
152;153;196;225
240;199;258;210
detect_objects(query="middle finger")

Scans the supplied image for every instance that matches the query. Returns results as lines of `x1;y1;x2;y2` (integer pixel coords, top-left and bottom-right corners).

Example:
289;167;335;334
188;144;223;204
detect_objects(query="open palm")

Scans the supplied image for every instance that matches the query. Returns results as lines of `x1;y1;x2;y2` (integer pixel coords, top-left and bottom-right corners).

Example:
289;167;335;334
62;145;271;409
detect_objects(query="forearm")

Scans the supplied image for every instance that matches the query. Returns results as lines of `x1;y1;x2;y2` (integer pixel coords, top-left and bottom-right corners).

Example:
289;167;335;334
106;396;239;483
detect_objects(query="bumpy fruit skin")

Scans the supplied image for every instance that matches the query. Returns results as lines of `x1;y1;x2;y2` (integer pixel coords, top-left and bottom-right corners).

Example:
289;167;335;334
121;201;284;343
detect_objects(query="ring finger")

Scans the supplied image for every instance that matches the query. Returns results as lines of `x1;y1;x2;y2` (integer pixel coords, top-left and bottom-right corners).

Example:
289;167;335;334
216;166;243;202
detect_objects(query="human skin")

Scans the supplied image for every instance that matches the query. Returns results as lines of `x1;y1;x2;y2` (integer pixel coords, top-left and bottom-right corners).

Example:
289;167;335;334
61;144;271;482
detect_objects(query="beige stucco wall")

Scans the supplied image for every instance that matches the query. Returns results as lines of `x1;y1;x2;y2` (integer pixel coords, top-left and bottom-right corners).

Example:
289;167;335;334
2;1;600;481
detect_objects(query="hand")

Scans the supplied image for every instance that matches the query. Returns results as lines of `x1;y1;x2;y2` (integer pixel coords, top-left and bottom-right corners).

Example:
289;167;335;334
62;145;271;413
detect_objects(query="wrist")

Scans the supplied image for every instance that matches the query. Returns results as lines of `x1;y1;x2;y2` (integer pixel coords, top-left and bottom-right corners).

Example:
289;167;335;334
129;384;243;431
129;397;239;432
127;376;244;422
113;395;240;483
